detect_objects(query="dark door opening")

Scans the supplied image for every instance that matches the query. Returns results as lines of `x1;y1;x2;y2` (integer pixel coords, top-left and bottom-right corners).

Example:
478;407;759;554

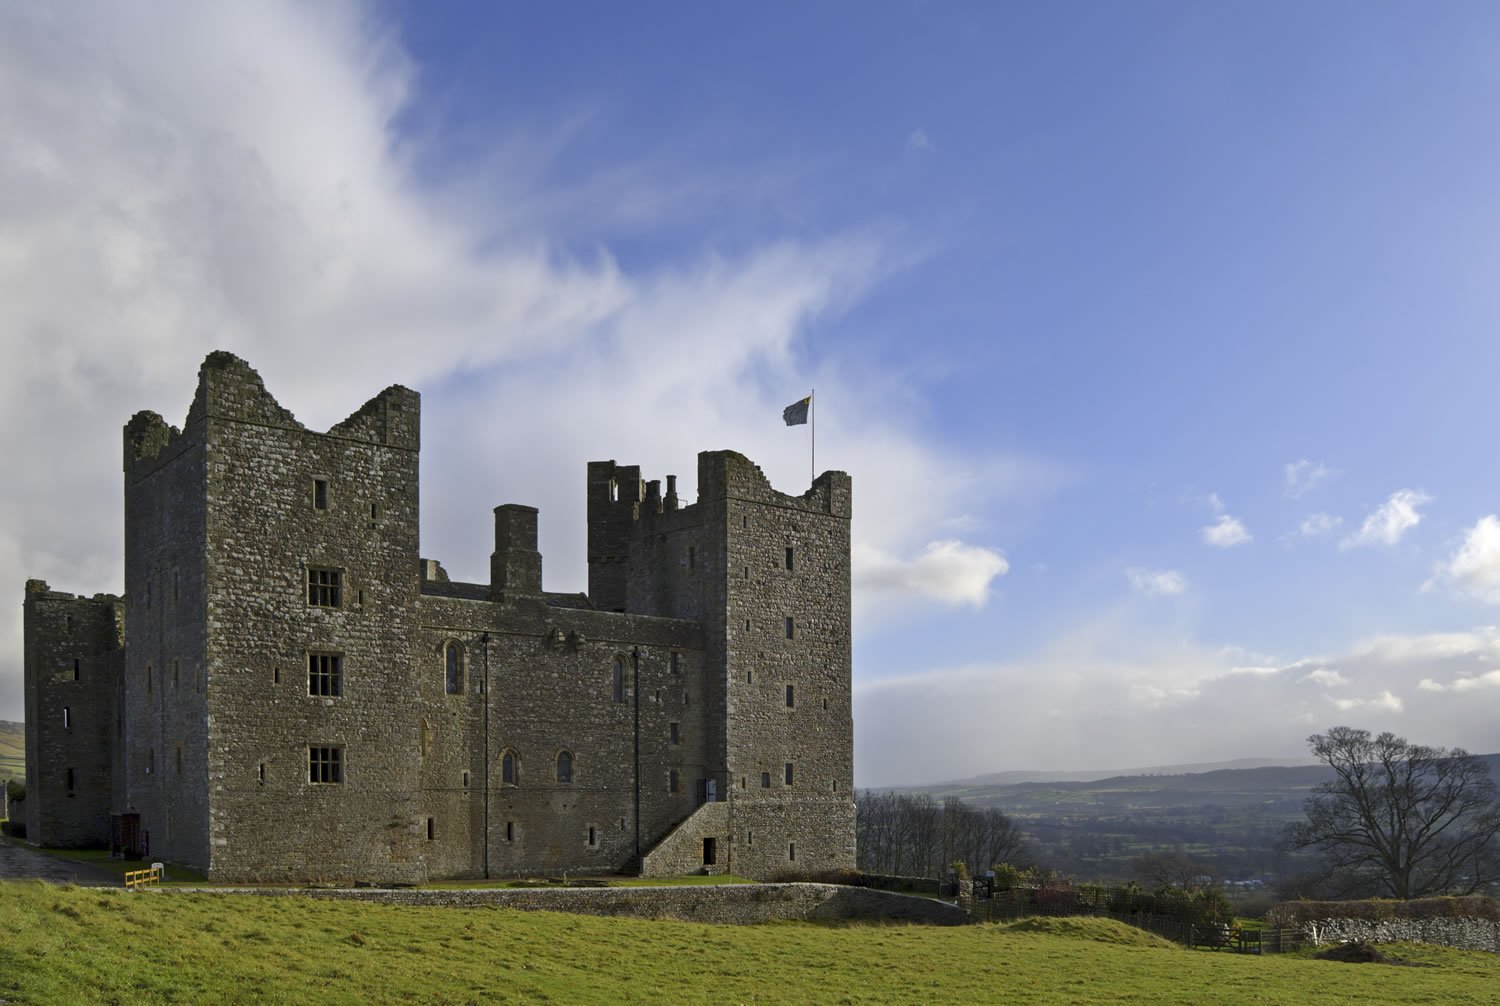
703;837;717;867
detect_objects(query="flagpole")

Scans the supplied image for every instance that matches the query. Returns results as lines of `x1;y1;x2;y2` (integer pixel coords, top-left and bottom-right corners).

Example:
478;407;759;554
810;389;815;484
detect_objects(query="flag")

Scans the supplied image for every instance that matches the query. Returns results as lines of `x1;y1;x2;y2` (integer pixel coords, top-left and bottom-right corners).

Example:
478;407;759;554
782;395;811;426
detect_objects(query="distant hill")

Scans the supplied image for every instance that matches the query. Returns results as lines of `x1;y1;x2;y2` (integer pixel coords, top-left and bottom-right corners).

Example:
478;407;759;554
881;754;1500;883
927;756;1319;788
0;720;23;783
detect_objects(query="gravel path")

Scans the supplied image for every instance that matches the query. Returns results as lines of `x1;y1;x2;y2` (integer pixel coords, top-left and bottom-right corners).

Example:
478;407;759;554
0;840;120;886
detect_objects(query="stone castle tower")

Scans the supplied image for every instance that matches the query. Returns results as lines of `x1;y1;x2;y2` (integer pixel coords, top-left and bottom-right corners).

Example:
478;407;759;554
22;352;854;882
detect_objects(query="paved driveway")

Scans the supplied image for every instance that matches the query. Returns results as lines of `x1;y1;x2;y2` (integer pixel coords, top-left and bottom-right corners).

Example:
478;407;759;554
0;840;119;886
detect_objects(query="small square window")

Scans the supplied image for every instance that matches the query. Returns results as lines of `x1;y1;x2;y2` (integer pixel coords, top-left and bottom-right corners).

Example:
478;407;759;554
308;653;343;697
307;568;342;608
313;479;328;510
309;746;343;784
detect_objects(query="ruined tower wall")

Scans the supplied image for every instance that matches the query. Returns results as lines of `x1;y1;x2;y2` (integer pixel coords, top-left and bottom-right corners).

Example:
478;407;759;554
193;355;425;883
22;584;121;847
123;404;211;867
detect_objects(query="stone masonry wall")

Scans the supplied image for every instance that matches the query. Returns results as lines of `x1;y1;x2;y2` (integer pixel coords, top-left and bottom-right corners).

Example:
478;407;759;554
1299;916;1500;953
22;584;122;847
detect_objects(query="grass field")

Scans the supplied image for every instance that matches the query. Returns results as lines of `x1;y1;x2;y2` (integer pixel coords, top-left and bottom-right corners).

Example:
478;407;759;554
0;720;23;785
2;882;1498;1004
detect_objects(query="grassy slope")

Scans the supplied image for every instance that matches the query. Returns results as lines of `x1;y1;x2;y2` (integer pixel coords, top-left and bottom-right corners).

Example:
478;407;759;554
0;720;22;783
2;883;1498;1005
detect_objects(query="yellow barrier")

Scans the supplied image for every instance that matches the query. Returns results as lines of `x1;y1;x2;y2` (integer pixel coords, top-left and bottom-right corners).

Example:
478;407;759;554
123;866;162;890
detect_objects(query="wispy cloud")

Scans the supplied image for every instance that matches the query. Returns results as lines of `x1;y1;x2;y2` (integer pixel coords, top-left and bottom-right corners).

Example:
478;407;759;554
1300;667;1349;687
1330;690;1404;713
1284;459;1335;498
1295;512;1342;538
1426;514;1500;603
1418;670;1500;693
1202;514;1252;547
905;128;935;153
1340;489;1431;549
1126;567;1187;596
854;540;1008;609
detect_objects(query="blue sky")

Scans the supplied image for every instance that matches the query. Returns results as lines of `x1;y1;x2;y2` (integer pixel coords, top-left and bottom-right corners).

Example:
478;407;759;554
4;2;1500;784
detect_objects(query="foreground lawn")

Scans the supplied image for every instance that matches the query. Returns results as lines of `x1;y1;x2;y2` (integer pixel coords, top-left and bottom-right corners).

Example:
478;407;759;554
2;881;1498;1004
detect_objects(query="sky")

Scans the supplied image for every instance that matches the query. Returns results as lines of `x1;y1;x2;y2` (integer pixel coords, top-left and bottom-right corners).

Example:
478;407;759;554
4;1;1500;786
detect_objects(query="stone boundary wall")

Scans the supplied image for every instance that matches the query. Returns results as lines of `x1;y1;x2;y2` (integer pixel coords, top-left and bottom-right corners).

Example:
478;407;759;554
1300;917;1500;953
166;882;969;926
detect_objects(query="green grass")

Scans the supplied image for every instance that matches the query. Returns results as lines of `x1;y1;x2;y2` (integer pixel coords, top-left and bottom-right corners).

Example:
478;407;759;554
2;882;1499;1004
0;719;23;783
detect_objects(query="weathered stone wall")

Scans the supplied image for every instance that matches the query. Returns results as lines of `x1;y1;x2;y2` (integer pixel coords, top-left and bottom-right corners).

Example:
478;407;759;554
1298;916;1500;953
170;882;969;926
196;356;425;883
22;583;121;847
639;801;730;876
123;396;211;870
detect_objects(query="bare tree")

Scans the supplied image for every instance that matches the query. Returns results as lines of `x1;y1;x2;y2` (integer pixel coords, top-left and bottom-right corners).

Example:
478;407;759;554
856;792;1024;878
1284;726;1500;899
1132;849;1218;891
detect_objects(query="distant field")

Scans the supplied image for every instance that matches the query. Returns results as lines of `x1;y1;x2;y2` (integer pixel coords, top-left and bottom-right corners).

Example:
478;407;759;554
0;720;22;784
3;882;1499;1004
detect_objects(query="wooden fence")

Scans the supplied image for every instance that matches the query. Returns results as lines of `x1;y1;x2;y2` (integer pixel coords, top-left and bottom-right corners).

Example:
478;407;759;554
123;865;162;890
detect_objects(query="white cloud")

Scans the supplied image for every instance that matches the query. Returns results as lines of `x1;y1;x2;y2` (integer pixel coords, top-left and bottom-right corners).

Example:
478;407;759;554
1300;668;1349;687
1296;512;1342;538
1426;515;1500;603
1285;459;1334;498
0;3;1055;719
1202;514;1252;547
906;128;935;153
1126;567;1187;596
1331;690;1404;713
854;540;1008;608
1340;489;1431;549
1416;669;1500;693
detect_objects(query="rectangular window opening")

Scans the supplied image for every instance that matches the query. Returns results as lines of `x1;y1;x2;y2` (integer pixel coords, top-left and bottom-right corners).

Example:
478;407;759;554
505;821;515;842
72;658;80;681
172;659;179;688
785;762;794;786
703;837;717;866
785;546;794;571
309;746;343;784
789;842;796;862
426;817;435;841
65;767;75;793
588;826;597;848
669;768;680;793
462;771;470;789
274;666;281;684
748;830;753;847
370;502;379;520
308;653;343;697
146;665;153;694
313;479;328;510
785;684;794;708
760;771;771;789
62;706;70;729
176;746;182;774
669;722;680;745
785;617;795;639
688;545;696;570
307;567;342;608
258;763;266;784
670;652;680;675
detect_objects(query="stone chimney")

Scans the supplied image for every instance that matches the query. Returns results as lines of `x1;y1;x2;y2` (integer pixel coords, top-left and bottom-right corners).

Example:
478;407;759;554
490;505;542;599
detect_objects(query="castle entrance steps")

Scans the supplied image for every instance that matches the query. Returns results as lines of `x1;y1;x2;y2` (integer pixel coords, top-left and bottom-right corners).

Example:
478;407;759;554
637;801;730;878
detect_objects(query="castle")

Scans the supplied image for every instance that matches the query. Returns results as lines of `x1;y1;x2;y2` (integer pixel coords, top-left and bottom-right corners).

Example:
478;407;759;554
22;353;855;883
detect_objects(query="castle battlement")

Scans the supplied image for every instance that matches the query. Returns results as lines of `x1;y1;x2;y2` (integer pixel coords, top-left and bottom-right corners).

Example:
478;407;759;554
25;352;854;883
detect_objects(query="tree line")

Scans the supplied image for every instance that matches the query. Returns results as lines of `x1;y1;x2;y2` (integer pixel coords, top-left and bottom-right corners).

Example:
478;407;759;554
855;790;1026;878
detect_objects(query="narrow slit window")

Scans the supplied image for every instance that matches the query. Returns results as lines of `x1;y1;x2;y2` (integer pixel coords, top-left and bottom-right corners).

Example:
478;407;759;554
688;545;695;570
506;821;515;842
556;750;574;784
445;642;463;694
669;722;680;745
588;826;597;847
172;659;179;688
785;617;795;639
274;665;281;684
62;706;70;729
502;751;518;786
462;770;470;789
146;664;153;694
72;658;80;681
426;817;435;841
258;762;266;784
785;762;794;786
313;479;328;510
789;842;796;862
176;745;182;774
669;768;680;793
785;546;794;571
612;656;625;703
785;684;794;708
670;652;680;675
65;767;75;793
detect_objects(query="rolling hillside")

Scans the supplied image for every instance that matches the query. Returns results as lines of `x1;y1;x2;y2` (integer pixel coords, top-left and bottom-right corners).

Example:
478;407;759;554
0;720;24;784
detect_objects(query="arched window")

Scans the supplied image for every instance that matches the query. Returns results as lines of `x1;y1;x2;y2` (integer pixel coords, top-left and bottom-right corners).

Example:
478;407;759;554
501;750;518;786
556;750;574;784
445;641;463;695
612;655;625;704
